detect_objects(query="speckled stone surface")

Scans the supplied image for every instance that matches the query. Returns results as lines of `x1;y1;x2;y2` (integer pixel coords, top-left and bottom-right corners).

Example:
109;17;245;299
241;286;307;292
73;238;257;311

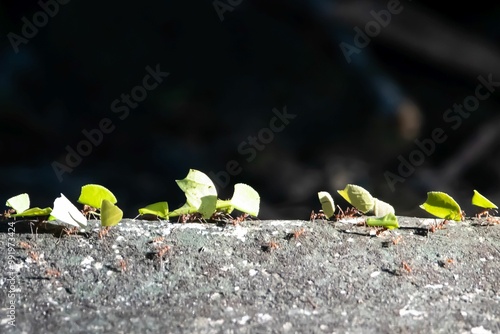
1;217;499;333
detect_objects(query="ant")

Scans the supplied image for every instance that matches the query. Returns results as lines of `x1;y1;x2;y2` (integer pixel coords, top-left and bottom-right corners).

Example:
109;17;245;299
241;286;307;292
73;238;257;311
334;206;361;221
401;261;412;273
292;228;306;239
157;245;171;259
19;241;32;250
28;251;40;263
484;216;500;225
98;226;112;239
391;236;403;245
1;209;14;219
262;240;280;252
231;213;251;225
476;209;498;219
438;258;454;268
81;205;99;219
45;268;61;278
177;213;204;224
117;259;127;272
150;236;165;244
310;210;327;222
210;211;233;223
429;220;448;233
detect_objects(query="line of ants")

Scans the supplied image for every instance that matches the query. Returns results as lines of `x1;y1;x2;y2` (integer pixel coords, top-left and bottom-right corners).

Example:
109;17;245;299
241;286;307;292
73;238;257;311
176;212;252;225
310;205;362;222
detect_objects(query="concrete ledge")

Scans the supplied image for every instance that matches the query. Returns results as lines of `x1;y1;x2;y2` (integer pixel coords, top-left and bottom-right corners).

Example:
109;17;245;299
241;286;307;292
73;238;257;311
1;218;499;333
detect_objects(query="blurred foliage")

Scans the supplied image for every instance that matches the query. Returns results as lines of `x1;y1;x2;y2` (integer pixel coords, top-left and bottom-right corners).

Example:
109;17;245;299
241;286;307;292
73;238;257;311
1;0;499;218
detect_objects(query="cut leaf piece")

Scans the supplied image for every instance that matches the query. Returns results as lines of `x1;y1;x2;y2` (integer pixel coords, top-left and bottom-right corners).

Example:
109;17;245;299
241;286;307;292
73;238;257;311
419;191;462;221
78;184;117;209
169;203;194;217
215;199;234;214
337;184;375;213
230;183;260;216
138;202;169;219
12;207;52;218
472;190;498;209
372;198;395;217
101;200;123;227
175;169;218;219
366;213;399;229
6;193;30;214
318;191;335;218
52;194;87;228
197;195;218;219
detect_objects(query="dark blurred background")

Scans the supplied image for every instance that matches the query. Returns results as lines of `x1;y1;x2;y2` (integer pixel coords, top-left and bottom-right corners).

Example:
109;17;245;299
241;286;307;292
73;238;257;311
1;0;500;219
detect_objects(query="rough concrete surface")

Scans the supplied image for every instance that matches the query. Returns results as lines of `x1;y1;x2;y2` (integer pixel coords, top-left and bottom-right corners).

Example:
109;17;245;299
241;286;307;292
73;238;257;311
0;217;499;334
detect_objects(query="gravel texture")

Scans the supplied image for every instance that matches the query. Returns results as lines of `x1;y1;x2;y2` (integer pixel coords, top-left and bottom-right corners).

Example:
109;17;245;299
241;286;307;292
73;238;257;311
1;217;499;333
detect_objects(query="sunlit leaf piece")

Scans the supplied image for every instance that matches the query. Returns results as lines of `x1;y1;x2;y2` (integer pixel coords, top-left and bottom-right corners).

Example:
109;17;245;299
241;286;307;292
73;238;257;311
6;193;30;214
78;184;117;209
51;193;87;228
12;207;52;218
318;191;335;218
419;191;462;221
138;202;169;219
169;203;193;217
230;183;260;216
101;199;123;227
472;190;498;209
337;184;375;213
175;169;217;219
366;213;399;229
216;199;234;214
372;198;395;217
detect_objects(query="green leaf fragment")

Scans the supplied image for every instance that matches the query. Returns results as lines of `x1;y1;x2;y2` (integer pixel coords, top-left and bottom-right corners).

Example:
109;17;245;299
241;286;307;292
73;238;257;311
472;190;498;209
366;213;399;229
101;199;123;227
169;203;194;217
215;199;234;213
372;198;395;217
419;191;462;221
6;193;30;214
12;207;52;218
78;184;117;209
138;202;169;219
230;183;260;216
337;184;375;213
175;169;217;219
318;191;335;218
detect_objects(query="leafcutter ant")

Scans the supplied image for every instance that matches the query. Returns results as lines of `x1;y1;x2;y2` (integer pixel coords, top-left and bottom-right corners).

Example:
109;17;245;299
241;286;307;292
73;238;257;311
117;259;127;272
149;236;165;244
81;205;99;219
1;208;14;219
392;236;403;245
334;206;361;221
177;213;204;224
438;258;454;268
310;210;327;222
210;211;233;224
157;245;171;259
45;268;61;278
401;261;412;273
292;228;306;239
28;251;40;263
98;226;111;239
19;241;32;250
231;213;251;225
262;240;279;252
